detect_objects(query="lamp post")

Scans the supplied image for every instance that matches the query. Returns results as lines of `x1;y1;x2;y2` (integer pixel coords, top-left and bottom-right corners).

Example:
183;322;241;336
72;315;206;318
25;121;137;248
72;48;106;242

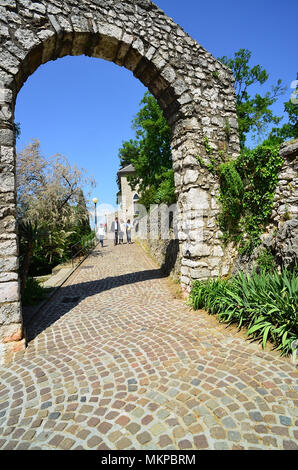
92;197;98;234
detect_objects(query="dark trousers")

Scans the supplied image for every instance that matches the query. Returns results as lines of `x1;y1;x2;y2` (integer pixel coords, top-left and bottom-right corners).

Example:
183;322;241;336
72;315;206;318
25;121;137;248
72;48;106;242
114;231;119;245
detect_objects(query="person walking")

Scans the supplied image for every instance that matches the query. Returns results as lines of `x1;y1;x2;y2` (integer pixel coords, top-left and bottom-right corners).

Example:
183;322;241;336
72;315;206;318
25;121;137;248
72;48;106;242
112;217;119;245
119;220;125;244
97;223;105;248
126;219;132;244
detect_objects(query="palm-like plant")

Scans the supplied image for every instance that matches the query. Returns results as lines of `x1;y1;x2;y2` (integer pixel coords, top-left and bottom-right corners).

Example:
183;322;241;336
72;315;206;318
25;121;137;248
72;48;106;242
19;220;46;295
190;268;298;356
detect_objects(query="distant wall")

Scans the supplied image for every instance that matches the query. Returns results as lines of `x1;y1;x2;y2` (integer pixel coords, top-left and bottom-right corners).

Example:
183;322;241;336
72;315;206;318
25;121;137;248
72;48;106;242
135;206;181;280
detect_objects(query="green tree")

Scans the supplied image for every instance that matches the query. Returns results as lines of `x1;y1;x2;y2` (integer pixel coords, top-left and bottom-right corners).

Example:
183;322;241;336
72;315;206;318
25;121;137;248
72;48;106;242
117;138;140;198
17;139;95;279
219;49;286;148
267;72;298;143
118;92;175;209
19;220;45;295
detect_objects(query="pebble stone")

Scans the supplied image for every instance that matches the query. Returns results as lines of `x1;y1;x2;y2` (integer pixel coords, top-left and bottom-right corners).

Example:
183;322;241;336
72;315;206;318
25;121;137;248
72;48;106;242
0;241;297;450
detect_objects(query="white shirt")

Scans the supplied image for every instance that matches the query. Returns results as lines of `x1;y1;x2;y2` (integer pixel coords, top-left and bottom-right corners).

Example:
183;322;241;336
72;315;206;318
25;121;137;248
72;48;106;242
97;227;105;237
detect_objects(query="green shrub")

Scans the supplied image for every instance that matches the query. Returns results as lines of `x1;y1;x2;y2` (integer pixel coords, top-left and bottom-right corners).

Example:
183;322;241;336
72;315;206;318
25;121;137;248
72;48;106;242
218;160;244;238
256;248;276;273
236;143;284;255
199;140;284;254
190;269;298;356
21;277;48;306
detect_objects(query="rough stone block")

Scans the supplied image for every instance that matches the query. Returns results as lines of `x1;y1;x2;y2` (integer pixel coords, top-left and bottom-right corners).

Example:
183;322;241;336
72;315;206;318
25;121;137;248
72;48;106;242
190;267;210;279
0;128;14;147
182;242;210;257
115;40;131;66
0;173;15;193
38;29;56;64
14;28;40;51
172;79;188;97
180;275;190;285
0;50;21;75
0;214;16;234
0;256;18;272
161;65;176;84
213;246;224;257
183;169;198;185
0;301;21;326
0;238;18;256
184;188;210;211
124;48;142;72
0;272;18;282
93;35;119;62
97;23;123;41
0;0;16;7
0;281;19;302
0;323;22;343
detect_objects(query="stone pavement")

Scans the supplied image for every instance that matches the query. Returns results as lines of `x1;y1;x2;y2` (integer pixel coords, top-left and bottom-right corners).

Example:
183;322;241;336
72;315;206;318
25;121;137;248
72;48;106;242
0;242;297;450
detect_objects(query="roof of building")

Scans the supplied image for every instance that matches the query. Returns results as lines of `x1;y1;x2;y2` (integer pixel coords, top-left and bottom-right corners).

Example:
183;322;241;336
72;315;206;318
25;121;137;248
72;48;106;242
117;164;135;175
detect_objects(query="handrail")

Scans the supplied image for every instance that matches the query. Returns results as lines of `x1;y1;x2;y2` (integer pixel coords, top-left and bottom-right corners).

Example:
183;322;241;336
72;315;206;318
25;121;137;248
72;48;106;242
70;235;97;268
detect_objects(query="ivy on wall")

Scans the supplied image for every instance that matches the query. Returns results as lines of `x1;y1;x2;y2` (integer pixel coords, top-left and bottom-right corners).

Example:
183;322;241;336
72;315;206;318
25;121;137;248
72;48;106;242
197;138;284;255
236;144;283;254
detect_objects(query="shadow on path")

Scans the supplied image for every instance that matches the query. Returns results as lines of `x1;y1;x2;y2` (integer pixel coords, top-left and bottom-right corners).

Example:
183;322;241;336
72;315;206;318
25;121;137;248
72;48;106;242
24;267;167;343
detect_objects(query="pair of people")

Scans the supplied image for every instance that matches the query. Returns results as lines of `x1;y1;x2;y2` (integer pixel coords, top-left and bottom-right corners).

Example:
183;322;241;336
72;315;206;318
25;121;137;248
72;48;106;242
113;217;132;245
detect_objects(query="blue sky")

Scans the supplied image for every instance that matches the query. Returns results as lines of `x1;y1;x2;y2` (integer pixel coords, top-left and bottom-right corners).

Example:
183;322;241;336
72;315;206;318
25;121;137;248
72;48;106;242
15;0;298;211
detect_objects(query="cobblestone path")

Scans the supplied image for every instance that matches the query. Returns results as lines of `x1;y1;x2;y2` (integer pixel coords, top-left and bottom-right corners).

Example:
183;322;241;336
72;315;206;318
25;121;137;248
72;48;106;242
0;242;297;450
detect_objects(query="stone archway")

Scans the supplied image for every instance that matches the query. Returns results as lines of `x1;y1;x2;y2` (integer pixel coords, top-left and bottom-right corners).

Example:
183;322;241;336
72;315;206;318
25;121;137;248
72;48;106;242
0;0;240;357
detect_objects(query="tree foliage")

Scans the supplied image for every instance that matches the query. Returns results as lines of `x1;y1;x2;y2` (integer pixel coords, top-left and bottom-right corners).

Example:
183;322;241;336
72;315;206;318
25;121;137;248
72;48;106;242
118;92;176;209
267;72;298;143
219;49;286;148
17;139;95;282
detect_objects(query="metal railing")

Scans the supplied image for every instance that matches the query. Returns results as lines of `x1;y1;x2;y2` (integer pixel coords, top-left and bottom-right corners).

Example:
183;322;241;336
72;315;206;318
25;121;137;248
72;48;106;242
70;236;97;268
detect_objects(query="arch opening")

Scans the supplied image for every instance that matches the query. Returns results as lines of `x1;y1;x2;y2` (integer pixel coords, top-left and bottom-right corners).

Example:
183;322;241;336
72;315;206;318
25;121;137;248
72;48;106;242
0;0;240;358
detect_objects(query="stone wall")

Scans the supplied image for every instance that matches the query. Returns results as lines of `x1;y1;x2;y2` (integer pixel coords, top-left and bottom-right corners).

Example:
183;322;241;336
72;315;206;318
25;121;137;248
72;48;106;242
138;236;181;280
136;205;181;280
234;140;298;273
271;140;298;225
0;0;239;358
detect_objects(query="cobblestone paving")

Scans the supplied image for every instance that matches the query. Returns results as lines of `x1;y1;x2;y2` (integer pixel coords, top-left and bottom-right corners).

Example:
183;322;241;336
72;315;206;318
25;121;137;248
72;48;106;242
0;242;297;450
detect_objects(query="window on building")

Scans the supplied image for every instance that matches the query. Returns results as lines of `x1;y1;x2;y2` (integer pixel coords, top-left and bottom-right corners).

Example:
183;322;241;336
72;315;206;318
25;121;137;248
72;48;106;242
133;194;140;215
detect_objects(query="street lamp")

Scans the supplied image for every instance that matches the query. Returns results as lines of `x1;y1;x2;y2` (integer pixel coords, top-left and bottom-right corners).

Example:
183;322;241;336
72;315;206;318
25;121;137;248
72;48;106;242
92;197;98;234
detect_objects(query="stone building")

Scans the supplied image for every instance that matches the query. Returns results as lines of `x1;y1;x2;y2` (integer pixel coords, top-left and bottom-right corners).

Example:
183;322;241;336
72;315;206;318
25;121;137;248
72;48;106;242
117;164;140;223
102;164;140;241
